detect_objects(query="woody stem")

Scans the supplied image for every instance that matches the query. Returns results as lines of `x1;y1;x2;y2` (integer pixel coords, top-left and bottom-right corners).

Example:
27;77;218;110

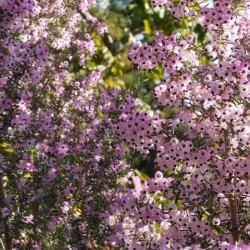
0;174;12;250
223;127;240;244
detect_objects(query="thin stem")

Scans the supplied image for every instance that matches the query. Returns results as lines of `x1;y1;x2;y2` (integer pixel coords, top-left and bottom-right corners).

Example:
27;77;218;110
228;193;240;244
0;174;12;250
223;127;231;157
223;126;240;244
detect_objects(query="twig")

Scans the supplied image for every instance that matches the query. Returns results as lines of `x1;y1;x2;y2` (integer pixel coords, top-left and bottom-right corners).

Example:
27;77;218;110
0;174;12;250
223;126;240;244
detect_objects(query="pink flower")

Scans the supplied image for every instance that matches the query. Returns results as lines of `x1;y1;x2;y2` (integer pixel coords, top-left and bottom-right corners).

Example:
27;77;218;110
0;77;8;87
61;201;70;213
24;214;34;224
1;207;10;218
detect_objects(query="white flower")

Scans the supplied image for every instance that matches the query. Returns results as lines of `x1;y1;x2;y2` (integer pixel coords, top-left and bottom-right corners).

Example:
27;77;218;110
212;218;220;226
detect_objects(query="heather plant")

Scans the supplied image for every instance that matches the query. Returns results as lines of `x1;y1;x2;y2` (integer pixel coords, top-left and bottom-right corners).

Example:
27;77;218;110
0;0;249;249
0;0;130;248
102;0;250;249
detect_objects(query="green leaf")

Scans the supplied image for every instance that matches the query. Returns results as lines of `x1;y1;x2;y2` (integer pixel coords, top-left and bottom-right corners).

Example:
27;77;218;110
154;221;162;233
194;24;207;43
55;224;64;241
13;31;20;38
0;143;14;153
135;169;150;182
3;49;9;55
143;19;152;35
79;69;84;75
97;109;103;118
202;213;208;220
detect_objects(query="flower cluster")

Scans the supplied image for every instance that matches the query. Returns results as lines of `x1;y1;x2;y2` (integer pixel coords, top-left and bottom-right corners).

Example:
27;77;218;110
128;34;198;71
111;0;250;248
116;111;162;154
0;0;123;248
0;0;249;248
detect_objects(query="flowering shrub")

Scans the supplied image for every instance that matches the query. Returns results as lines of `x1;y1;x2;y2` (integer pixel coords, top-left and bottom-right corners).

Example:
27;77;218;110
0;0;125;248
0;0;249;249
106;0;250;249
